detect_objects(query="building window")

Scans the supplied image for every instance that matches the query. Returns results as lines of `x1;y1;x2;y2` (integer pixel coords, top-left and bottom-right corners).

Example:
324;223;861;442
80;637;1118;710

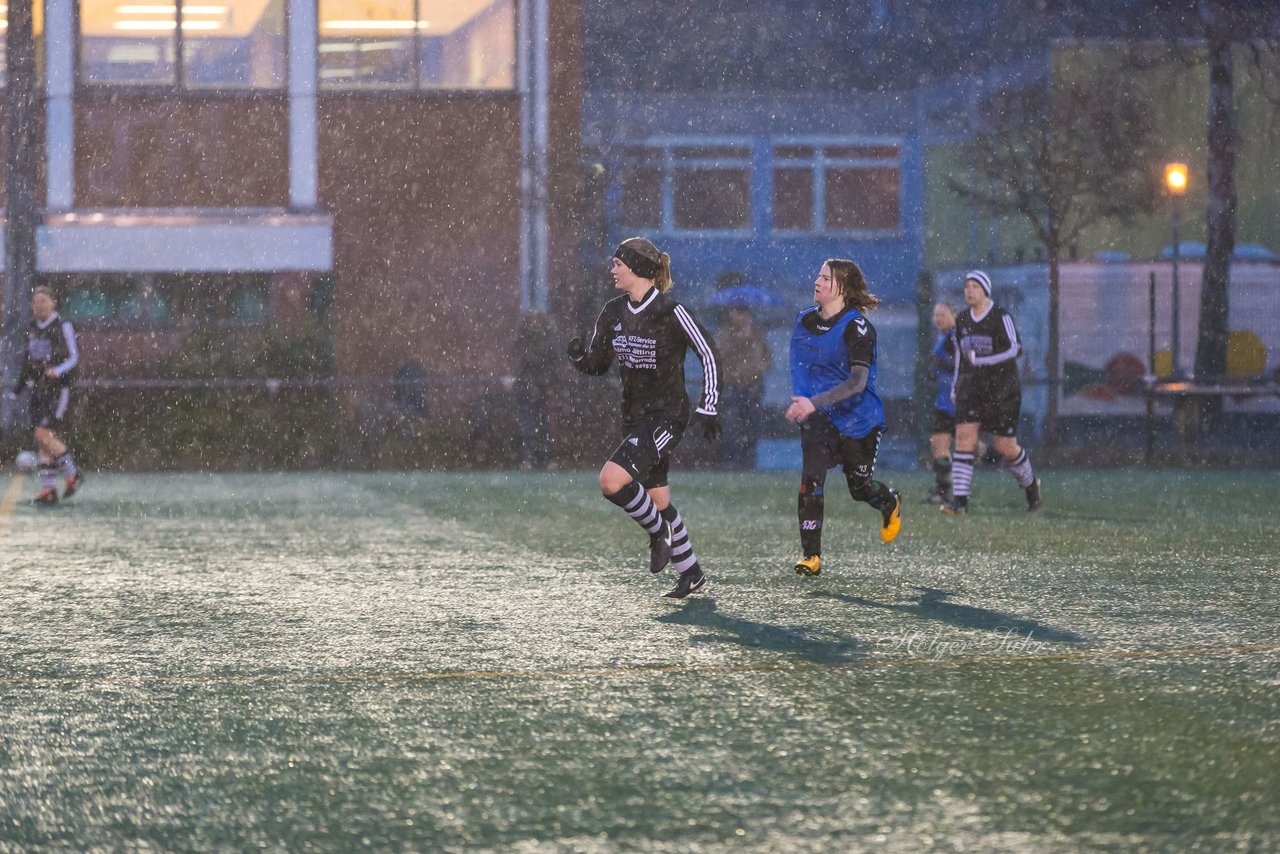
772;140;902;235
614;140;752;235
79;0;286;88
319;0;514;90
185;0;286;88
156;273;272;324
616;150;662;230
772;168;813;231
56;273;270;327
62;275;152;324
825;165;900;231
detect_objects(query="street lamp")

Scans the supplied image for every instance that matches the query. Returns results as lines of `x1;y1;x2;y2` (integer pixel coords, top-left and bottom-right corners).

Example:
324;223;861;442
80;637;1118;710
1164;162;1188;378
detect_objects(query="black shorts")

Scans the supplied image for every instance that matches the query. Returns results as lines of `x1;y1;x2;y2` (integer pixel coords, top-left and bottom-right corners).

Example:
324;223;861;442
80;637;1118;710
931;408;956;435
608;416;685;489
799;412;882;484
29;385;73;431
955;380;1021;436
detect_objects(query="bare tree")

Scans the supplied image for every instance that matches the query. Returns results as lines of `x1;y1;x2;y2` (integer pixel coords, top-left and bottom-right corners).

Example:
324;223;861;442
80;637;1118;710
950;71;1159;449
1127;1;1280;428
1198;2;1235;400
1192;2;1280;428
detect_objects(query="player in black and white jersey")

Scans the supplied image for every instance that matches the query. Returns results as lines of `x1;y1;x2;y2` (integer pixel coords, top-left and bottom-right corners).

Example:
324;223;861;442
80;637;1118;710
942;270;1041;514
5;286;84;505
568;237;720;601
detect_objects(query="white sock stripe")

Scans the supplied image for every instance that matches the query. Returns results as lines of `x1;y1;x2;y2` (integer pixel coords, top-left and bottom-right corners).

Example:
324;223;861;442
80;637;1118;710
674;304;719;412
1010;452;1035;488
952;460;975;496
628;500;654;519
673;552;699;572
585;303;611;354
623;488;648;512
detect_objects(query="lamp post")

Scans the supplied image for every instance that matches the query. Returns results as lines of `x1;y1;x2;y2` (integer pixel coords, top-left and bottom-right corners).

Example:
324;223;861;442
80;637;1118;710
1164;162;1188;378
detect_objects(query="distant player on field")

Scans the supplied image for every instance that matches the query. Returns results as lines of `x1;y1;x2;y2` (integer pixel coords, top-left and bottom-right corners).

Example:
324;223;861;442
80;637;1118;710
567;237;721;601
786;259;902;578
941;270;1041;514
6;286;84;505
923;301;958;505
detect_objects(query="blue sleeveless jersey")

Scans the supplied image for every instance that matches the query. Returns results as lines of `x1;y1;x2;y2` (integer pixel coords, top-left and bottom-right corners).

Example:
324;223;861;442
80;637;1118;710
932;331;956;414
790;306;884;439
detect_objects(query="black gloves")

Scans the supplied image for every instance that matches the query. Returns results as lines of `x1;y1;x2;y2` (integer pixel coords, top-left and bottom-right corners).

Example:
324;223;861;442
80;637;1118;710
691;411;721;441
566;337;586;360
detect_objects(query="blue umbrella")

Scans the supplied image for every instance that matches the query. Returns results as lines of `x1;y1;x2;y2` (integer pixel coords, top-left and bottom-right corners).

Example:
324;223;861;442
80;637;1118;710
704;284;794;328
705;285;788;309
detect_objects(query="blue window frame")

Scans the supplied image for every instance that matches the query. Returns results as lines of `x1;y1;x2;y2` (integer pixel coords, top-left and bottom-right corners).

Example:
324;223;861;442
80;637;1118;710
614;137;754;238
771;137;902;236
612;135;903;239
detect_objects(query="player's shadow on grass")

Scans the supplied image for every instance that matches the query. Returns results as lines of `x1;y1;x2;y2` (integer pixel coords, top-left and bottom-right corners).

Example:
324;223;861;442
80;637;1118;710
811;586;1088;644
655;599;865;663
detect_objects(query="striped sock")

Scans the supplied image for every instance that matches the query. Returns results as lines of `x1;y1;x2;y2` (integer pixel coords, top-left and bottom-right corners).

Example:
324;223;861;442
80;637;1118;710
38;464;59;492
1009;449;1035;489
56;452;79;479
605;481;664;535
661;505;700;573
952;452;975;498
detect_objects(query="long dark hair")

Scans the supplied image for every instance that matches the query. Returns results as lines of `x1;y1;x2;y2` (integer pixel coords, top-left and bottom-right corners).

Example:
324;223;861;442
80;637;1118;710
826;258;880;312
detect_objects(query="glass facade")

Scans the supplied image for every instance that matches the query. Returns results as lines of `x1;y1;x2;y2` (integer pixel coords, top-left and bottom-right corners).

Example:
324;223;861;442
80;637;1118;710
79;0;285;87
70;0;512;90
57;273;272;326
319;0;515;89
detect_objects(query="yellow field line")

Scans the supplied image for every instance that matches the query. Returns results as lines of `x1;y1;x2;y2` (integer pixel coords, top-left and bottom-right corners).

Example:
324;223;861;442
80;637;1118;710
0;641;1276;688
0;475;23;538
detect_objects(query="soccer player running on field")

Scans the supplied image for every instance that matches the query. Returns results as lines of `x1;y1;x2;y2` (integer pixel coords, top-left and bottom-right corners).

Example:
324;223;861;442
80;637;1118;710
785;260;902;578
941;270;1041;515
567;237;721;601
5;286;84;505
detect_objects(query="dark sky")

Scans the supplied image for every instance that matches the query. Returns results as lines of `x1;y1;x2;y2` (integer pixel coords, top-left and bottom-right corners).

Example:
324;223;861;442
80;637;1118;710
580;0;1213;93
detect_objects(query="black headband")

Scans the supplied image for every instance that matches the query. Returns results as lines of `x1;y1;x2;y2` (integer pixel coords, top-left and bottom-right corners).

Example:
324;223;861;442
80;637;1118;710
614;243;661;280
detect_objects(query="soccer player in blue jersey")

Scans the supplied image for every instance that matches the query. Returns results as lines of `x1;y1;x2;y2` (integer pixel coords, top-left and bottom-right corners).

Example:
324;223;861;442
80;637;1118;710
785;260;901;578
924;301;958;504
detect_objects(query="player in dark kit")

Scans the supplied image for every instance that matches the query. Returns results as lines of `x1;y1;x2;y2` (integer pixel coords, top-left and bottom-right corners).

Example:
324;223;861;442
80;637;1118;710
568;237;721;601
942;270;1041;514
786;260;901;578
5;286;84;504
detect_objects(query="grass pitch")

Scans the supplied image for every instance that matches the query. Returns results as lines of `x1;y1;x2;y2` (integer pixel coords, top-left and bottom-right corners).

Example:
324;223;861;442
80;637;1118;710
1;469;1277;850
